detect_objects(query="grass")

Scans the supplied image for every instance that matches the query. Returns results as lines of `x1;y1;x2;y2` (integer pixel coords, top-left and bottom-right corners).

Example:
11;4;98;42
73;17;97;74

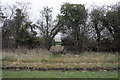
2;49;119;78
2;49;119;69
2;70;118;78
2;56;17;62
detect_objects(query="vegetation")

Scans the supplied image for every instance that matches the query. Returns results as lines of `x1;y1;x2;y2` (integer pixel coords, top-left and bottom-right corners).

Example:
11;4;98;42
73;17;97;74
2;50;118;69
60;3;88;53
2;56;17;62
0;1;120;52
2;70;118;78
1;1;119;79
36;7;62;50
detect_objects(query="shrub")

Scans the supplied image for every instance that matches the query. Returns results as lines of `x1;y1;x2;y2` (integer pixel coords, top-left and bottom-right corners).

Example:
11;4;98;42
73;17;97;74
2;56;17;62
41;59;48;62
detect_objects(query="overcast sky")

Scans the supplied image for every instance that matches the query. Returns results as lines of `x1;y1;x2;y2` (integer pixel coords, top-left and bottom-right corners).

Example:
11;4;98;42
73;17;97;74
1;0;119;40
1;0;119;20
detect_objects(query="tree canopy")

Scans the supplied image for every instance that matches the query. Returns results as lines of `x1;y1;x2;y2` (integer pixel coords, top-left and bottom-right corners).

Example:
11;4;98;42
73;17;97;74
1;1;120;52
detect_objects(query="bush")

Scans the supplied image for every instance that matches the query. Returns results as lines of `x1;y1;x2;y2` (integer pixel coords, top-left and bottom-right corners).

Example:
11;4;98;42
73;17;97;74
41;59;48;62
2;56;17;62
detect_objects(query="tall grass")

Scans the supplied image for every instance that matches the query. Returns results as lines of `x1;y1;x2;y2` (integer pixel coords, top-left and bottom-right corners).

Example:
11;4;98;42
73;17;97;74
2;48;119;69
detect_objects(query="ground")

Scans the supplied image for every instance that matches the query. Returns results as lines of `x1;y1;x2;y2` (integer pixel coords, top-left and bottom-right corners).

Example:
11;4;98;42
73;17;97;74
1;48;119;78
2;70;118;78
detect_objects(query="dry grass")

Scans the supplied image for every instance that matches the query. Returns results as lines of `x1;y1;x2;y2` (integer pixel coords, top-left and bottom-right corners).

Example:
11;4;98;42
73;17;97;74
2;48;119;69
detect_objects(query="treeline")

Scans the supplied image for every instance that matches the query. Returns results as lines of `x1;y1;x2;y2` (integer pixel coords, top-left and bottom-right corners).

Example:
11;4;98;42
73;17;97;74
0;2;120;53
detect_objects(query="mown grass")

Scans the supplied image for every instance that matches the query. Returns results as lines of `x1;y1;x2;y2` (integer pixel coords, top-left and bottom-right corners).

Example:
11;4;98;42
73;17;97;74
2;49;119;69
2;70;118;78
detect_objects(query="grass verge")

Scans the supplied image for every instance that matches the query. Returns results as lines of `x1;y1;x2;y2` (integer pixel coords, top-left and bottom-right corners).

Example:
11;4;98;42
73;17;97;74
2;70;118;78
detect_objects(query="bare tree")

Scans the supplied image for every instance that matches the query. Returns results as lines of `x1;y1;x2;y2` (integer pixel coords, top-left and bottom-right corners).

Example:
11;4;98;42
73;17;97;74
37;7;62;50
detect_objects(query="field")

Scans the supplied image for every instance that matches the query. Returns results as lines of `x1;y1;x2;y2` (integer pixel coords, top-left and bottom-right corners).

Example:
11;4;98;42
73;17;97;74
2;70;118;78
2;48;119;78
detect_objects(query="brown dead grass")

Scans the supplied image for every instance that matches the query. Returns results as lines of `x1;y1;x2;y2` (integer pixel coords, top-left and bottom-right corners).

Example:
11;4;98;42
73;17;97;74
2;48;119;69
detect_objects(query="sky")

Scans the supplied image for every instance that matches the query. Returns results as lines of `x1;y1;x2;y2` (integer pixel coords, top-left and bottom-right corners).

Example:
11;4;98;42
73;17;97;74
1;0;119;40
1;0;119;20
